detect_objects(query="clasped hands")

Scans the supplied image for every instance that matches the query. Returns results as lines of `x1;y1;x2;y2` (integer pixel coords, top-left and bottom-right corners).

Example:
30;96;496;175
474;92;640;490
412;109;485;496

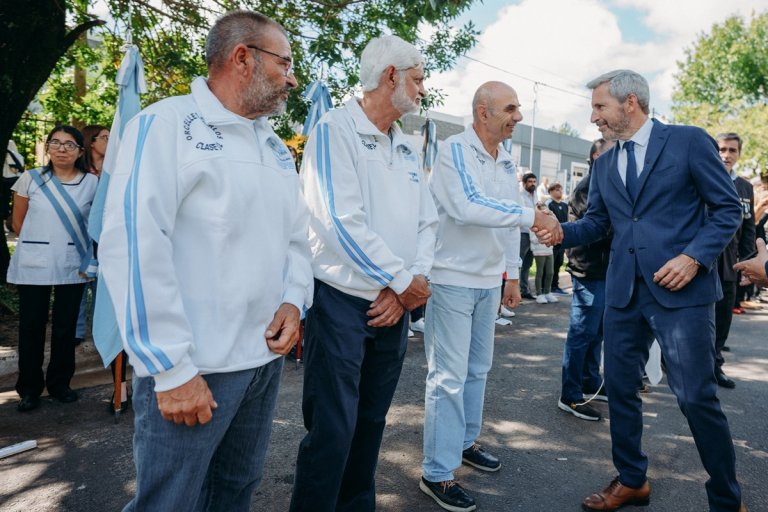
367;274;430;327
530;207;563;246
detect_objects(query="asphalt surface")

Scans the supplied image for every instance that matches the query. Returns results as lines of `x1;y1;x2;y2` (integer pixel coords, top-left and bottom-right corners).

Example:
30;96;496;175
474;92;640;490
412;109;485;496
1;280;766;512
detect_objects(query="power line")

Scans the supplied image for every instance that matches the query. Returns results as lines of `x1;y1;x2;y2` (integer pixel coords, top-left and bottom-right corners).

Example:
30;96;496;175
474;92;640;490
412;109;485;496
459;55;591;100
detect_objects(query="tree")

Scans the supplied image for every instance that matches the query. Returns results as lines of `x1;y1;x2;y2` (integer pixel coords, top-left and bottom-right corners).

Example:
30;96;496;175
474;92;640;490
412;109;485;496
672;11;768;175
550;121;579;138
2;0;479;161
0;1;104;160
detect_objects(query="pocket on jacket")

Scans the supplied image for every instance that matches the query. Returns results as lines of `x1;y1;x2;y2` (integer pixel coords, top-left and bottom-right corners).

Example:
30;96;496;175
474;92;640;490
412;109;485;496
18;241;49;269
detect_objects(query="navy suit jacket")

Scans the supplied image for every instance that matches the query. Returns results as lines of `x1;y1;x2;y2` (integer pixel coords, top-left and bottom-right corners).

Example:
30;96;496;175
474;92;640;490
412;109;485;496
562;119;741;309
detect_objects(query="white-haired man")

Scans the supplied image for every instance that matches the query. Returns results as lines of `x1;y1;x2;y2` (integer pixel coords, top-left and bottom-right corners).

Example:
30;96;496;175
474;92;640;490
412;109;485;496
290;35;438;511
99;11;312;511
420;81;562;511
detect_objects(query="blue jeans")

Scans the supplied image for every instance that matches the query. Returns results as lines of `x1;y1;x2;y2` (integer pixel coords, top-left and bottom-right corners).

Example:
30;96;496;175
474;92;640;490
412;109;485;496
123;357;284;512
75;279;97;339
422;284;500;482
560;277;605;402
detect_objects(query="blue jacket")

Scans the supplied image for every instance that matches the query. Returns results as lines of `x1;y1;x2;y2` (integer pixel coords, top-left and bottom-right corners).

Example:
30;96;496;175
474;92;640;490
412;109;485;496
562;119;741;309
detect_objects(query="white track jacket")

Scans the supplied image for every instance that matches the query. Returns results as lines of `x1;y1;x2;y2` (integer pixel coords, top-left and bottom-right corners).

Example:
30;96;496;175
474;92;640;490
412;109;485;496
302;98;438;300
99;77;313;391
429;126;534;289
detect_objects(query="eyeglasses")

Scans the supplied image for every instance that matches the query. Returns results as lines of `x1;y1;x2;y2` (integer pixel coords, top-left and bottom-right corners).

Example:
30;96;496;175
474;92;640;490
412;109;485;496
47;140;81;152
246;45;294;77
94;134;109;142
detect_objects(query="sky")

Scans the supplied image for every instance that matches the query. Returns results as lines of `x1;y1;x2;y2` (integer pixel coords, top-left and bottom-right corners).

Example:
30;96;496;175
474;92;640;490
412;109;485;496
423;0;766;141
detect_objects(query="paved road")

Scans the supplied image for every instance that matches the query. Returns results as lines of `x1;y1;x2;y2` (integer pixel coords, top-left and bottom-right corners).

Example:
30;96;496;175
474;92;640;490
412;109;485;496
1;287;766;511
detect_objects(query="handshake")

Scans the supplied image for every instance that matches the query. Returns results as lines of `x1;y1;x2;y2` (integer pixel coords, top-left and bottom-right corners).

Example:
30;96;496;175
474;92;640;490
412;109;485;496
530;205;563;246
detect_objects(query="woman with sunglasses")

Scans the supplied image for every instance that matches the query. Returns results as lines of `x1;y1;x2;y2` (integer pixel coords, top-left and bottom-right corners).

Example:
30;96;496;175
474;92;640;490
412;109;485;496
7;125;98;412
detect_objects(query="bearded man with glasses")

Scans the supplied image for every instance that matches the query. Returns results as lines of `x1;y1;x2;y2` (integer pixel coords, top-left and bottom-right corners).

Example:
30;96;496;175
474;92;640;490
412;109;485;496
98;11;312;511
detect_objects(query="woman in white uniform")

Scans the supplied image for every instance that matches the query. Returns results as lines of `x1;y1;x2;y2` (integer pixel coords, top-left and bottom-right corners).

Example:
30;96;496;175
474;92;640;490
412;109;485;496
8;125;98;412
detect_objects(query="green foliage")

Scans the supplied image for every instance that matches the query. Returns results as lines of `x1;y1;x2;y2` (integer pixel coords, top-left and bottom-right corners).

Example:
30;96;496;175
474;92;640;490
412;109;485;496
551;121;580;138
18;0;478;142
672;11;768;176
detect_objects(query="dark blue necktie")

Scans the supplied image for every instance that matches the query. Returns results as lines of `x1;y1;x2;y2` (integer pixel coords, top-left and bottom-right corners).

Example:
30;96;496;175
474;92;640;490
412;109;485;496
624;140;638;201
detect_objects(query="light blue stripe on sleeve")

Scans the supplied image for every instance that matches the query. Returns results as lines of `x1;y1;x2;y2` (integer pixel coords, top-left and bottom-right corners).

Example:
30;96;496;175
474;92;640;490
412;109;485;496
316;123;391;286
451;143;523;214
122;114;173;374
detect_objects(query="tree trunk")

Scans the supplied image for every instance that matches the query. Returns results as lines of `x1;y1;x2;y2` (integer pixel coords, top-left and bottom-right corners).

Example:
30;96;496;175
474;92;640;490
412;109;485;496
0;1;103;152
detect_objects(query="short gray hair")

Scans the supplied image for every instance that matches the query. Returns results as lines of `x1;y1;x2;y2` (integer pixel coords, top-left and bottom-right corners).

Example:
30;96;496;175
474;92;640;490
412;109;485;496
205;10;285;71
586;69;650;115
359;35;424;92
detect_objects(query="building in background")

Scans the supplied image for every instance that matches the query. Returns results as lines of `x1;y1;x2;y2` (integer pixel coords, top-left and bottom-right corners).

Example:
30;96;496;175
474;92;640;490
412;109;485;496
402;112;592;196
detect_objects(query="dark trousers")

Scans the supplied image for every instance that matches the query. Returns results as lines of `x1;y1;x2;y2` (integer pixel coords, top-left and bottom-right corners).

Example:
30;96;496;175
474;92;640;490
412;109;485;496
604;278;741;511
0;225;9;284
16;283;85;398
551;244;564;289
714;279;737;370
519;233;533;295
290;281;408;512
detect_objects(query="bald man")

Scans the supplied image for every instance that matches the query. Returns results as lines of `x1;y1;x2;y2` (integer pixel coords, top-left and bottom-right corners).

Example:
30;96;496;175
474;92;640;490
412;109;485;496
420;81;561;511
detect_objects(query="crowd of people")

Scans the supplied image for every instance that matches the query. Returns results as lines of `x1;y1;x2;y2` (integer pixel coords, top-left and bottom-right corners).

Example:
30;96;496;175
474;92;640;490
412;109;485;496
4;9;763;512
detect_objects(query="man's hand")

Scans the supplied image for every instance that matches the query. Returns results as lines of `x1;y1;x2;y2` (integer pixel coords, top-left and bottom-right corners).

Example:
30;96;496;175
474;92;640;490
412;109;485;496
531;208;563;246
367;288;406;327
502;279;521;309
265;303;301;355
398;275;431;311
734;238;768;287
156;374;218;427
653;254;699;291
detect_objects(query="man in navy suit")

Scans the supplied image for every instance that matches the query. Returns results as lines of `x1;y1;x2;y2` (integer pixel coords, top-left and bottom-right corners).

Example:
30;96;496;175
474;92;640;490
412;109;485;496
556;70;746;512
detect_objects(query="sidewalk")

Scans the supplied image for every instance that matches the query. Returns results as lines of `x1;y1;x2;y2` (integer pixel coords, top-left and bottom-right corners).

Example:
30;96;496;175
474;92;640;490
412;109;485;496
1;283;766;511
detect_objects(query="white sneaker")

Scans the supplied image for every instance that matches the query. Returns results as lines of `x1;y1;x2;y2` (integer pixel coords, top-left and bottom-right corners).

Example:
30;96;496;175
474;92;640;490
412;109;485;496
411;318;425;333
536;295;548;304
408;329;415;337
545;293;558;303
499;306;516;318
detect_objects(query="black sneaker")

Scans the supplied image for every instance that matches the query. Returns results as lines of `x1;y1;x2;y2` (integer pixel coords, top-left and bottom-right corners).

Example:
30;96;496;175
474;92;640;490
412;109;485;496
582;387;608;402
558;398;601;421
49;387;78;403
17;395;40;412
461;443;501;472
420;477;476;512
521;292;535;300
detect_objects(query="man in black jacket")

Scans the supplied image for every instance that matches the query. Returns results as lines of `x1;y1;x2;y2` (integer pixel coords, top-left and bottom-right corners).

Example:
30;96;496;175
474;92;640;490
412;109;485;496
714;132;755;388
547;182;569;295
557;139;614;421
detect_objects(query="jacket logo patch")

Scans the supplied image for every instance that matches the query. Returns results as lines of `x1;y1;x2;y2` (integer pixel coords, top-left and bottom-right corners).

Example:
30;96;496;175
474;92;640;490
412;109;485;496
267;137;297;171
470;145;486;165
184;113;224;151
360;137;376;150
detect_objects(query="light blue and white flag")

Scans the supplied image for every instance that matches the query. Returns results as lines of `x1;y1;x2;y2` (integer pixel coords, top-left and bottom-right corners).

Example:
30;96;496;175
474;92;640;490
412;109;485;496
421;118;437;173
301;80;333;136
88;45;146;366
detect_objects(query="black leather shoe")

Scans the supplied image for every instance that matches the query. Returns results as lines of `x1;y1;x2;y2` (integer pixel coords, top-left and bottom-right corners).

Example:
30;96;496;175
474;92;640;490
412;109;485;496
420;477;476;511
17;395;40;412
462;443;501;472
716;372;736;389
50;387;79;403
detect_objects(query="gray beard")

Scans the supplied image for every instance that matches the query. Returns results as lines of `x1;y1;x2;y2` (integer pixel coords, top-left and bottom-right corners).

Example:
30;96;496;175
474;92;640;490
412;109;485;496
391;80;420;115
243;72;287;117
